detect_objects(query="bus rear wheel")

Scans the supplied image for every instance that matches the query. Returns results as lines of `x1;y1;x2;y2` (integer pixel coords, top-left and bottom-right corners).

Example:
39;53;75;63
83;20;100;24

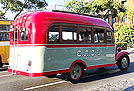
66;64;84;83
117;54;130;71
61;73;68;80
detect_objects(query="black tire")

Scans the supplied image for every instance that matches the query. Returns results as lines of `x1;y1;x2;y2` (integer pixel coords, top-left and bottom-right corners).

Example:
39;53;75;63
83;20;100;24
0;56;3;68
46;74;57;78
117;54;130;71
61;73;68;80
66;64;84;83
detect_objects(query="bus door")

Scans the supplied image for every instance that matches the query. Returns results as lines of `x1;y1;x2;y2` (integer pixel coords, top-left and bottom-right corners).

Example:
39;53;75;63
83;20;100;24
12;29;19;74
105;30;115;63
93;29;106;65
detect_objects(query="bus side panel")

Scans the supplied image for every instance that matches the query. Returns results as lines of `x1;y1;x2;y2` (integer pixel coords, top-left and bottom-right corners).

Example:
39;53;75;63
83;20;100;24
43;46;115;72
106;46;115;63
9;46;115;75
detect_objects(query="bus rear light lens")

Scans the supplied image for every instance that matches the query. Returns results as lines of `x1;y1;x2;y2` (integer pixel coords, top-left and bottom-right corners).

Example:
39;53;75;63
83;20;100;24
117;47;122;52
28;61;32;66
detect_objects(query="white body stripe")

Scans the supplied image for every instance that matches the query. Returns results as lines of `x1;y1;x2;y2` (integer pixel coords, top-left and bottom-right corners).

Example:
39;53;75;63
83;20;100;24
9;46;45;73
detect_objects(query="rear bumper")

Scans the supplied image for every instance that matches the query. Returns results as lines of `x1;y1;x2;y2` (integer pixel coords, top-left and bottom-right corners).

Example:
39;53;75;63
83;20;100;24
8;68;69;77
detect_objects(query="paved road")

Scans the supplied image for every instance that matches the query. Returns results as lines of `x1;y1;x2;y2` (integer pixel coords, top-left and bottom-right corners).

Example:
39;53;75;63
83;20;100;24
0;54;134;91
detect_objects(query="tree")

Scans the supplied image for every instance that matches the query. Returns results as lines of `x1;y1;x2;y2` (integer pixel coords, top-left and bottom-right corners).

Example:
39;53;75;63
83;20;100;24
84;0;126;19
63;0;84;13
63;0;126;19
0;10;5;19
0;0;48;20
115;25;134;47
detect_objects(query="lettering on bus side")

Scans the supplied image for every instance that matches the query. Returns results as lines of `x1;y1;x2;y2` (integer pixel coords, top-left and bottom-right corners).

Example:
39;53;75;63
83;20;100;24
77;49;103;57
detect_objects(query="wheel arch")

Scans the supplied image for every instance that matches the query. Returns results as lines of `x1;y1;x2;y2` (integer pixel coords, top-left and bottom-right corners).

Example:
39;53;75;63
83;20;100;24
116;53;130;71
69;60;87;72
115;51;129;61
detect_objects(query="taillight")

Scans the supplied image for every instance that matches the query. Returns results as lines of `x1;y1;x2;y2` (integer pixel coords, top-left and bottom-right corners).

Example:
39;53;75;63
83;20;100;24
117;47;122;52
28;61;32;66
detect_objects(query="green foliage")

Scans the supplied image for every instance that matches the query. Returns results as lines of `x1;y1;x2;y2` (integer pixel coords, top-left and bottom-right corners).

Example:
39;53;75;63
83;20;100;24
0;10;4;19
63;0;126;18
115;25;134;48
85;0;126;18
126;4;134;17
63;0;83;13
0;10;4;16
115;42;127;50
0;0;48;19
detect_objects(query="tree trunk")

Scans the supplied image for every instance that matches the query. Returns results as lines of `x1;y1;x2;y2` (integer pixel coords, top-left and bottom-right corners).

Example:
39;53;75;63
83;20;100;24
14;0;27;20
14;9;23;20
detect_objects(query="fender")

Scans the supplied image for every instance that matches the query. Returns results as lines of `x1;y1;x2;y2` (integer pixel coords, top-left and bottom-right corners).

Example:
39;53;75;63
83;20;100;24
115;51;129;61
69;60;87;71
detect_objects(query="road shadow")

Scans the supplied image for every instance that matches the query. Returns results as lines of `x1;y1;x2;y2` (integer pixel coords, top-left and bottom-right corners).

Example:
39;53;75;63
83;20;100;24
81;62;134;83
123;86;134;91
56;62;134;83
0;66;8;71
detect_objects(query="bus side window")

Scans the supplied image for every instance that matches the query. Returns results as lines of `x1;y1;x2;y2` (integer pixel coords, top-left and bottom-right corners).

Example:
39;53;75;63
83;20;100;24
48;26;59;44
79;27;91;43
94;29;104;43
62;26;77;43
107;30;113;43
21;28;28;41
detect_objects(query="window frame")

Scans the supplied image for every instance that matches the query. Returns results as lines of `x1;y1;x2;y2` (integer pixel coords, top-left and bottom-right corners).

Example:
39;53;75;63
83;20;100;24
62;26;77;44
47;25;60;44
47;23;115;44
106;30;115;43
78;26;92;44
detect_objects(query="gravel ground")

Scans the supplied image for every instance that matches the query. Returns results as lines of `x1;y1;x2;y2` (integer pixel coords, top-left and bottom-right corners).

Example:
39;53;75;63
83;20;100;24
89;77;134;91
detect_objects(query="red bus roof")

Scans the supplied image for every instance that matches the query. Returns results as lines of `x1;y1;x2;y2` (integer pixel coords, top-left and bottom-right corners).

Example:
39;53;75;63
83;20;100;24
15;11;112;30
13;11;113;44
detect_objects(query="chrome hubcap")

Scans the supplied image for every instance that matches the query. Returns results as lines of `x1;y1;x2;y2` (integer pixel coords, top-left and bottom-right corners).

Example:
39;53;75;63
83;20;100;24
70;65;81;80
121;57;128;68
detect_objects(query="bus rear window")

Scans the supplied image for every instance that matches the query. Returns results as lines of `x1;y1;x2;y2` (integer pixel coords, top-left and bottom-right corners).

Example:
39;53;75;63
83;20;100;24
21;28;28;41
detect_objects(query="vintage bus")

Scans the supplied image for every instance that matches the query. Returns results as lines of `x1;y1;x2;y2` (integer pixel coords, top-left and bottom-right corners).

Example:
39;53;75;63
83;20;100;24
8;11;130;83
0;20;13;67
